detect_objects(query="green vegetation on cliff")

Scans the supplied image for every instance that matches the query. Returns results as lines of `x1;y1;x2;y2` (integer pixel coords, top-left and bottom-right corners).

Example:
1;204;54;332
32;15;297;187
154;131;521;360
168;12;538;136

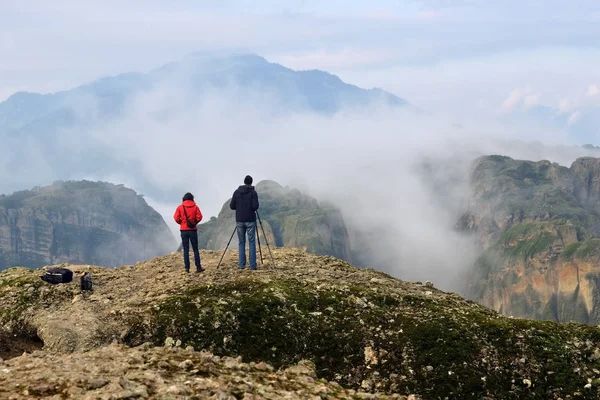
462;155;600;325
566;239;600;261
497;222;559;264
469;156;594;228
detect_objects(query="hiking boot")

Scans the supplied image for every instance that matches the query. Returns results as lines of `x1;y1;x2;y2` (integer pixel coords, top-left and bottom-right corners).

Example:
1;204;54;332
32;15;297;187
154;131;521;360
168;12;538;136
185;268;190;273
196;267;205;273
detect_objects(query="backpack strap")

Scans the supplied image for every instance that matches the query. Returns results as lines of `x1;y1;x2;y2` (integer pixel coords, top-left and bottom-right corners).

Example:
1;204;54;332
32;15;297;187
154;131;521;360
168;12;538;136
182;203;195;227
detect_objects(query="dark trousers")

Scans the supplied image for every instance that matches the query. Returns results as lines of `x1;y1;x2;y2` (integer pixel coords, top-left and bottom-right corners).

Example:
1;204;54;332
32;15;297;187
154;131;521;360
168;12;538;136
181;230;201;270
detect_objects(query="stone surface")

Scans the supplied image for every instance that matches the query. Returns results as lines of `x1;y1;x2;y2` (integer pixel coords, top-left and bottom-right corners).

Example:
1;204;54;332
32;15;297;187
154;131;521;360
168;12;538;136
0;343;404;399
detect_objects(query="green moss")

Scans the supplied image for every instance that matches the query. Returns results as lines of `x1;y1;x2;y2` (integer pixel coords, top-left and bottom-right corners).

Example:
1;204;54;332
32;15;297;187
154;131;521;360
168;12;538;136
0;273;46;328
0;271;70;330
123;277;600;399
496;222;558;264
0;272;42;288
574;239;600;260
498;222;540;243
562;242;583;260
140;279;370;381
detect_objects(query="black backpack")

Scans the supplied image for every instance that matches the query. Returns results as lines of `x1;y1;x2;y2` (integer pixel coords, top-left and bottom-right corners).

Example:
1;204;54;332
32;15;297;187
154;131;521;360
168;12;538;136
80;272;93;291
41;267;73;284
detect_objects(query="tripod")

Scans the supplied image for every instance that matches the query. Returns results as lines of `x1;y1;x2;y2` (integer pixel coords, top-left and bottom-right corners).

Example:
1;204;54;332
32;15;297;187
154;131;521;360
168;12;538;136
216;211;276;269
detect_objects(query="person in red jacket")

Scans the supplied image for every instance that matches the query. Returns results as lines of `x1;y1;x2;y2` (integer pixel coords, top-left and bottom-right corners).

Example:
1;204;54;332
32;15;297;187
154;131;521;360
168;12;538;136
174;192;204;273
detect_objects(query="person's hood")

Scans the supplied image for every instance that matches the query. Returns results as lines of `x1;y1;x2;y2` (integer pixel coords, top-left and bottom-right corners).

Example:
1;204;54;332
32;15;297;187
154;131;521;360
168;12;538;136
182;200;196;206
237;184;255;194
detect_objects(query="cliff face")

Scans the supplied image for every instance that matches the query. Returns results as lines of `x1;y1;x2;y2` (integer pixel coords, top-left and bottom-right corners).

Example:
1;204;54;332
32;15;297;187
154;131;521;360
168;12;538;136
460;156;600;324
193;180;353;262
0;180;176;270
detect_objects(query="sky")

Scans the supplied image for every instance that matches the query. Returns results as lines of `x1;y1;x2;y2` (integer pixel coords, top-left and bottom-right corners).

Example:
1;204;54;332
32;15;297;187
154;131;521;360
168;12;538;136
2;1;600;288
2;1;600;118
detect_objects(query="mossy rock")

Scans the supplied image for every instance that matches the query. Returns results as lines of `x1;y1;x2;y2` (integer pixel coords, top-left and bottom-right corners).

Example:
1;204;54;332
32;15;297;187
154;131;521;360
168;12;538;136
124;276;600;399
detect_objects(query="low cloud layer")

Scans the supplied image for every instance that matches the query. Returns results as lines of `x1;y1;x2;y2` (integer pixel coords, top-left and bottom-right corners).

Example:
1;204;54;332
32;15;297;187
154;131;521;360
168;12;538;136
1;63;599;292
37;81;591;292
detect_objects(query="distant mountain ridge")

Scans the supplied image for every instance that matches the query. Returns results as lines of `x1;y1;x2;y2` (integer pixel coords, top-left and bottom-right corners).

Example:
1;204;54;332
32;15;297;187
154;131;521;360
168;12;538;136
0;52;409;134
0;52;411;201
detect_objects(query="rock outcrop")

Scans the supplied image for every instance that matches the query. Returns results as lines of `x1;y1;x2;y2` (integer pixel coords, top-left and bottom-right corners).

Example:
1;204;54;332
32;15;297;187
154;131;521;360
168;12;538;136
3;248;600;398
1;343;403;400
0;180;176;271
459;155;600;324
191;180;353;262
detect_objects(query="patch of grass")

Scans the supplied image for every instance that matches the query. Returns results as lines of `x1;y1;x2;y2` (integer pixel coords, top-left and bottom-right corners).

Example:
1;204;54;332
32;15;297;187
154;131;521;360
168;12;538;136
496;222;558;264
562;242;583;260
574;239;600;260
0;273;41;288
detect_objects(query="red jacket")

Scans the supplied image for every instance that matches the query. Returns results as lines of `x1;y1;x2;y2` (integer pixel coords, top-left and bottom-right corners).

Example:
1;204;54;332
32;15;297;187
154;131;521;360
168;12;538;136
174;200;203;231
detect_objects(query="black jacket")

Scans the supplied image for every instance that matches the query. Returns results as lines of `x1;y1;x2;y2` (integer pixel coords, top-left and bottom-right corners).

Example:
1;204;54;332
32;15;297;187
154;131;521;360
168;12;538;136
229;185;259;222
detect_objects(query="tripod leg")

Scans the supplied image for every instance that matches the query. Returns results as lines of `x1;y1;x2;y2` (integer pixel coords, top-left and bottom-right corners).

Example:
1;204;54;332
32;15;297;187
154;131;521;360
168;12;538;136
256;219;264;265
256;211;276;268
217;226;237;269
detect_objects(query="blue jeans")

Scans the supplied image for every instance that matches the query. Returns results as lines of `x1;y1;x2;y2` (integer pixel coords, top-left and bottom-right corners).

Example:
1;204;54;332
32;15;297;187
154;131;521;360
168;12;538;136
237;221;257;269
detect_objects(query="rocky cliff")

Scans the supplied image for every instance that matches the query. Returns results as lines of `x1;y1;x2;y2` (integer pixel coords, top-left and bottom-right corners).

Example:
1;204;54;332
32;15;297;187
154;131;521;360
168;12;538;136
0;180;176;270
3;248;600;398
189;180;353;262
460;155;600;324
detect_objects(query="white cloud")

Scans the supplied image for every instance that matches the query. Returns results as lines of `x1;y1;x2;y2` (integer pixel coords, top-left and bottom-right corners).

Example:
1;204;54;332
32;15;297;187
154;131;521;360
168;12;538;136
568;110;582;125
501;87;540;113
1;57;598;291
523;94;539;109
416;8;446;20
2;0;600;110
501;88;525;112
588;84;599;97
268;48;398;71
559;98;572;113
3;77;583;288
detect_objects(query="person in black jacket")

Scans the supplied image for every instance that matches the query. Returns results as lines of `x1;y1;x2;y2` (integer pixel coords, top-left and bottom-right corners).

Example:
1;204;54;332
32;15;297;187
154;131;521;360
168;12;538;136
229;175;260;270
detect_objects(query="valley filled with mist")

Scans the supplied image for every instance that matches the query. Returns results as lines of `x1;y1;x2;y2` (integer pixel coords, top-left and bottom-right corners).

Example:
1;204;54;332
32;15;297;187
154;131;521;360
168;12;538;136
2;51;600;294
